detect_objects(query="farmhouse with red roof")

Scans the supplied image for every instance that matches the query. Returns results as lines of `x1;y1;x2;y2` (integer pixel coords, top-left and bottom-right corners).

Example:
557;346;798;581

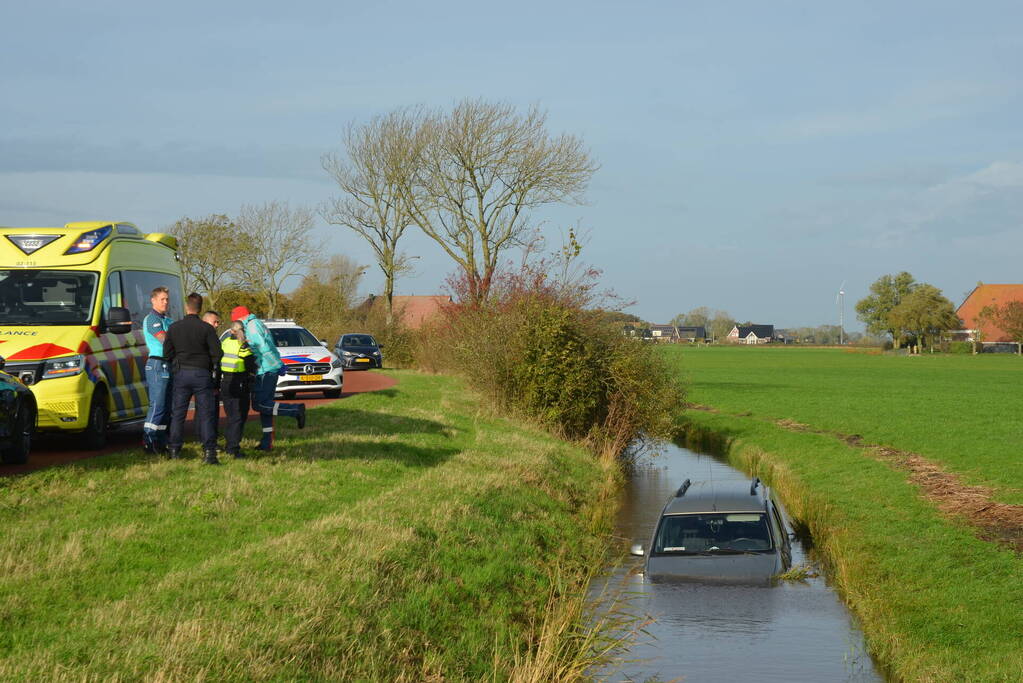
955;284;1023;344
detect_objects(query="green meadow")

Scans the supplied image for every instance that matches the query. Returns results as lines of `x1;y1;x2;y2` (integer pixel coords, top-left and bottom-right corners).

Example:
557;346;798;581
0;371;617;681
665;345;1023;682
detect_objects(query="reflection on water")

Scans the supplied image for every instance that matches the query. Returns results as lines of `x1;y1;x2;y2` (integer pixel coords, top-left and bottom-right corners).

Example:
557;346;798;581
595;441;882;682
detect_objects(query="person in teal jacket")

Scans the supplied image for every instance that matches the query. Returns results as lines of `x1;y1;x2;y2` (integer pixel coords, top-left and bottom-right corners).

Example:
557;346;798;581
230;306;305;450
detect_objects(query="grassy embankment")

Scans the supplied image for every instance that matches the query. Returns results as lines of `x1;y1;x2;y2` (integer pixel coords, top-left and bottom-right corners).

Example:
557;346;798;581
665;345;1023;682
0;371;620;681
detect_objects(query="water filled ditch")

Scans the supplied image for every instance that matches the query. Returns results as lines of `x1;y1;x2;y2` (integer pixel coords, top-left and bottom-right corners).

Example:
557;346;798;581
594;440;883;682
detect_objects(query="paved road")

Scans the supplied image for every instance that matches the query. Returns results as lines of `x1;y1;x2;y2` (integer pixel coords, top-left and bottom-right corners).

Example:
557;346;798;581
1;370;398;477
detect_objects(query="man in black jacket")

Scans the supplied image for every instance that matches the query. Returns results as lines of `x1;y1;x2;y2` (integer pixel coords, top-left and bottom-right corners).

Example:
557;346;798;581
164;292;224;464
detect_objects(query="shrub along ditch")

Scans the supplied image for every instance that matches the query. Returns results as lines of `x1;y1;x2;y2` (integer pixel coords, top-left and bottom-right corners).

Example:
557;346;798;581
414;266;685;460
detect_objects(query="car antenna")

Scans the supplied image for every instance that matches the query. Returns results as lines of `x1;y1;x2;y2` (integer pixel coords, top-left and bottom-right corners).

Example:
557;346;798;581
750;477;761;495
676;478;692;497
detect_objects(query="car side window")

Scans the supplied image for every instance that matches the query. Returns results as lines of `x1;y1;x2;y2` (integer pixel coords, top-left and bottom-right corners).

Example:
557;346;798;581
770;504;786;547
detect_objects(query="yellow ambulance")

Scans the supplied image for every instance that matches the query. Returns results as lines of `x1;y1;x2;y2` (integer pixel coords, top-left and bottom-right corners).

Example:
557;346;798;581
0;222;184;448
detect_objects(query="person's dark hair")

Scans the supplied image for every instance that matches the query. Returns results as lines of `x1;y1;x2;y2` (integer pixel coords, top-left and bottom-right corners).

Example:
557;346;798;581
150;286;170;299
203;310;221;320
185;292;203;314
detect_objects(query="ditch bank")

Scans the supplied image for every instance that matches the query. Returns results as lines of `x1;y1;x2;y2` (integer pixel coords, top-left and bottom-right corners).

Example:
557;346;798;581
677;411;1023;683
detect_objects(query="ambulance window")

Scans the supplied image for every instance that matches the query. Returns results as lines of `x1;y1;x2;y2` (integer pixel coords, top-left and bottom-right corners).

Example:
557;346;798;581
103;272;123;312
121;271;183;326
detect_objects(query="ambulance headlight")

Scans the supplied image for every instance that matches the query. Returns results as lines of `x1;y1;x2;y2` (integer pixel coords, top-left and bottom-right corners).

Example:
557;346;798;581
43;355;85;379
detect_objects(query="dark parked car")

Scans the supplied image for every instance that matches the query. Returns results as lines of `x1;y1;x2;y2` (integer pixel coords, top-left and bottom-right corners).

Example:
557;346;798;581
334;334;383;370
0;356;36;465
631;477;792;583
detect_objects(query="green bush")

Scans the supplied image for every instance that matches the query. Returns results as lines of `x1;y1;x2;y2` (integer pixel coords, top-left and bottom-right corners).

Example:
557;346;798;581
947;341;973;354
416;274;685;459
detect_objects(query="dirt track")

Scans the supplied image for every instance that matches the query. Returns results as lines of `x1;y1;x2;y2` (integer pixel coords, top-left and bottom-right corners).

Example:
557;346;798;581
1;370;398;477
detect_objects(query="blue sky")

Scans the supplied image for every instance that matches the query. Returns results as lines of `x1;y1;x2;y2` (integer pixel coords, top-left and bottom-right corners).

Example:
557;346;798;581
3;1;1021;329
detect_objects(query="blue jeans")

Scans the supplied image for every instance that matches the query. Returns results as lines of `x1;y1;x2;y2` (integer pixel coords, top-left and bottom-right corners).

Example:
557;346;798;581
252;372;301;447
143;358;172;448
169;368;217;451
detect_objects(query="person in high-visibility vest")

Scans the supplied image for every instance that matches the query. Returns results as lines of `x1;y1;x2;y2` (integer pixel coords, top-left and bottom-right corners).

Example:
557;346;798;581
220;320;255;458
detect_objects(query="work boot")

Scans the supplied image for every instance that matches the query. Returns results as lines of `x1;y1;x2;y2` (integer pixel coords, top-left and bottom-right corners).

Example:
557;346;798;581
203;449;221;465
143;440;155;454
167;446;182;460
229;450;246;459
296;404;306;430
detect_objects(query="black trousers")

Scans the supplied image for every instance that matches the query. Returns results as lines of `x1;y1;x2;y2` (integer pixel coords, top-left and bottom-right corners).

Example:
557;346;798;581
169;368;216;451
221;372;250;454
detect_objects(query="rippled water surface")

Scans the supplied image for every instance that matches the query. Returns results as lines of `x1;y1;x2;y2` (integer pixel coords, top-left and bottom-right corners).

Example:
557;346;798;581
596;441;883;682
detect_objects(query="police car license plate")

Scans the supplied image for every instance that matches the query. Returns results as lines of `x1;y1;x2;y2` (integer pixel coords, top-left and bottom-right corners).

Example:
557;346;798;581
300;374;323;382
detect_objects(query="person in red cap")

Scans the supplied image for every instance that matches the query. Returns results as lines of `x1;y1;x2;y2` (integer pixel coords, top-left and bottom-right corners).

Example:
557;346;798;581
231;306;305;450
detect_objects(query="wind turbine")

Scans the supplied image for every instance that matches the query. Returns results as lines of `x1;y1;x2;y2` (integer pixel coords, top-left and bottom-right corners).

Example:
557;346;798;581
836;281;846;345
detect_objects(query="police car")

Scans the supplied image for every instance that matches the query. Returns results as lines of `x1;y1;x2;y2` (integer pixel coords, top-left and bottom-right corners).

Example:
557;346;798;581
223;320;344;399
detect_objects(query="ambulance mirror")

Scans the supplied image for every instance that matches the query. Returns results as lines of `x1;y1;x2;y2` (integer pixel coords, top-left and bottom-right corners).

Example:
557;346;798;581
0;356;5;371
107;307;132;335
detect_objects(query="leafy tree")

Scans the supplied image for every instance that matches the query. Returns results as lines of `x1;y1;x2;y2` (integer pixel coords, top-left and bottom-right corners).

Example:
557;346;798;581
670;306;711;329
887;284;960;353
403;99;599;305
168;214;242;310
856;272;917;346
995;302;1023;354
977;301;1023;354
708;310;736;342
234;201;316;318
322;107;425;324
284;254;368;341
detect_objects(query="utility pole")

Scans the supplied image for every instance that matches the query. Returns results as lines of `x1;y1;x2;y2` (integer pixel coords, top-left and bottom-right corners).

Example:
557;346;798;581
837;282;845;345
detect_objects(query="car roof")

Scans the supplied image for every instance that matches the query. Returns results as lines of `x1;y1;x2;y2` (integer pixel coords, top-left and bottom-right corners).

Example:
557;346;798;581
263;320;304;329
662;479;769;515
339;333;376;341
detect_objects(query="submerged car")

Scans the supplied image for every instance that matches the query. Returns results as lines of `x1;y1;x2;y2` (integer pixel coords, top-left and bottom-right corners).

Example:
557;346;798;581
0;356;36;465
631;477;792;583
333;333;382;369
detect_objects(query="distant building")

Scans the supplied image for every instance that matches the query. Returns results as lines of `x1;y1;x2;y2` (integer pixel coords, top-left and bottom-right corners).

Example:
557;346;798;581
954;284;1023;346
727;324;775;345
676;326;707;342
649;324;679;342
358;294;453;329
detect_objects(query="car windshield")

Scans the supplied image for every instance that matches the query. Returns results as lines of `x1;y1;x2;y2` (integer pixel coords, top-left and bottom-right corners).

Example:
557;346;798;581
0;270;98;325
270;327;320;348
654;512;772;553
342;335;377;347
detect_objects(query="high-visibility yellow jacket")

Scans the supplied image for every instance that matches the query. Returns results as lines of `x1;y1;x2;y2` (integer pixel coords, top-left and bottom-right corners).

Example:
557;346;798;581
220;338;253;374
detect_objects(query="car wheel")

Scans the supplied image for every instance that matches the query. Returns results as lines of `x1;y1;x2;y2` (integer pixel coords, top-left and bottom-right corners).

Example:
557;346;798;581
323;389;342;399
0;400;34;465
83;388;109;450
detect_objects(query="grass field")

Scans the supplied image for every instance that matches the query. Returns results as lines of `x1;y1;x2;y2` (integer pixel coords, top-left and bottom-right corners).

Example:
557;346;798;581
664;345;1023;682
670;345;1023;500
0;371;618;681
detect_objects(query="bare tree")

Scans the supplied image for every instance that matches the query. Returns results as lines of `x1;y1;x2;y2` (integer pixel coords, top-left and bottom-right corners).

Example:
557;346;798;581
322;107;426;323
168;214;241;310
234;201;316;318
404;99;599;304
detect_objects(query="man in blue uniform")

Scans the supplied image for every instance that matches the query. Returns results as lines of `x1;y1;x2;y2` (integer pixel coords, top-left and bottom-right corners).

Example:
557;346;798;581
230;306;305;451
142;286;174;453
